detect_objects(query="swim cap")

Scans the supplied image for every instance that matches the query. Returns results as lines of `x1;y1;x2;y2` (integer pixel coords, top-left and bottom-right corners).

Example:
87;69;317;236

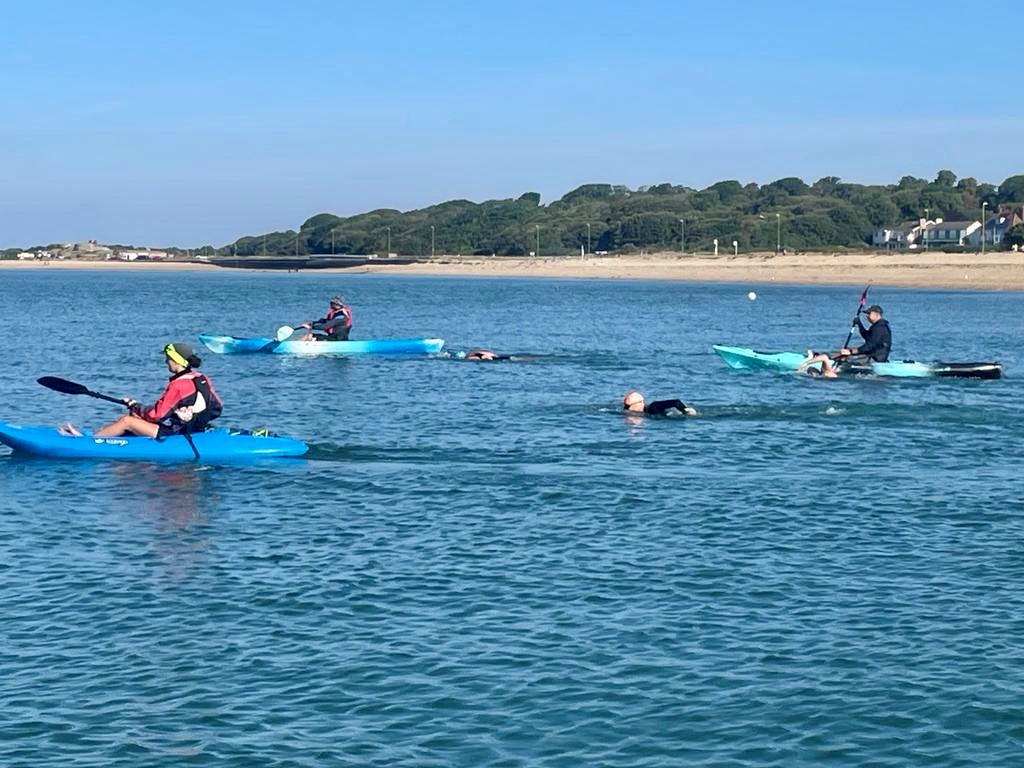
623;391;645;411
164;342;195;368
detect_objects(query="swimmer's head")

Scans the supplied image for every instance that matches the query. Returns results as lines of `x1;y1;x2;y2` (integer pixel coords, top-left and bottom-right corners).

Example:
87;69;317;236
623;390;645;412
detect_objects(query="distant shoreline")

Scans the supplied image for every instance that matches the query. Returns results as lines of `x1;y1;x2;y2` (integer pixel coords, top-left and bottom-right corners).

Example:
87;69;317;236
3;251;1023;290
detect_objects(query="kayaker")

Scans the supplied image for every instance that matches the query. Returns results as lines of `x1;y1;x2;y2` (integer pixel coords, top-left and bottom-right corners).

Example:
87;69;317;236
300;295;352;341
623;391;698;417
798;352;840;378
839;304;891;362
59;343;223;438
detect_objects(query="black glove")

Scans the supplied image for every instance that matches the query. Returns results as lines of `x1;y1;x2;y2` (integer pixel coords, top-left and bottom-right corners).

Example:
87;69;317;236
852;315;861;325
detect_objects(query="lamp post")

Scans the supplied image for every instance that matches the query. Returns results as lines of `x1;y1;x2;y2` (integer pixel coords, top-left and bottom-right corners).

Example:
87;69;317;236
680;219;685;254
924;208;929;251
430;225;435;258
981;201;988;255
586;223;591;255
386;226;391;255
535;225;540;257
775;213;782;254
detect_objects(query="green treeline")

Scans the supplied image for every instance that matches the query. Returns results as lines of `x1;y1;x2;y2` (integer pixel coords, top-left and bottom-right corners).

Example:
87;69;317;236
224;171;1024;257
8;171;1021;259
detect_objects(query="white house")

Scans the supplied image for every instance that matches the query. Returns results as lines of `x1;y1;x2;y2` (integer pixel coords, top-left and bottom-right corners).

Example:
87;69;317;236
872;219;928;249
967;206;1024;247
921;220;980;247
17;251;37;260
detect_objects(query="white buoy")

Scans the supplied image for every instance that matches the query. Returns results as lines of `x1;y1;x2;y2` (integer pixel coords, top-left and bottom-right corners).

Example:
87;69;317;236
747;291;757;301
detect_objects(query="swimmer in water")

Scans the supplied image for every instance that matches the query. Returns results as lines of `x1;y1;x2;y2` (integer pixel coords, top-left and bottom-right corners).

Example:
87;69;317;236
797;352;839;378
463;349;512;361
623;391;698;417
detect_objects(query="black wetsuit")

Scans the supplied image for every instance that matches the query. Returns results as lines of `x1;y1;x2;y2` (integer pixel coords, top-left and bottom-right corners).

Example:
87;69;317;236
645;399;689;416
855;318;891;362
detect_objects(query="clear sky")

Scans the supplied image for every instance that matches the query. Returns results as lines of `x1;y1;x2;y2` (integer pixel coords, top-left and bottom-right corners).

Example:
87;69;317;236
2;0;1020;248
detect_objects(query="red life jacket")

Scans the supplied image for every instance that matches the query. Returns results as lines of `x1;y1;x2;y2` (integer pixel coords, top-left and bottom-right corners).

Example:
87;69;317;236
327;305;353;335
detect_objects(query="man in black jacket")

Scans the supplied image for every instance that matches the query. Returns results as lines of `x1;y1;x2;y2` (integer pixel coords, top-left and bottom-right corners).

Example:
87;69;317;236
840;304;891;362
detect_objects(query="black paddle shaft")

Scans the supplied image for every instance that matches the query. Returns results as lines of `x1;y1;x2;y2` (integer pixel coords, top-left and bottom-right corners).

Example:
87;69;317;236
37;376;130;407
841;285;871;350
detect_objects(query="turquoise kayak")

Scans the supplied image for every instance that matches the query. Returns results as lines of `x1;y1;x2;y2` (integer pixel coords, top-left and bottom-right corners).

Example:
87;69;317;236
713;345;1002;379
199;334;445;357
0;420;309;462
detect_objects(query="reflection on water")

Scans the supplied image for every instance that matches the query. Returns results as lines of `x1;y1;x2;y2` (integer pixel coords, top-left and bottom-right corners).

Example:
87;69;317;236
108;463;215;580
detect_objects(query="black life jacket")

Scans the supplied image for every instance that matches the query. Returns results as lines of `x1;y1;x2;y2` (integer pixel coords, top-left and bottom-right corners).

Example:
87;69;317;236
172;372;223;433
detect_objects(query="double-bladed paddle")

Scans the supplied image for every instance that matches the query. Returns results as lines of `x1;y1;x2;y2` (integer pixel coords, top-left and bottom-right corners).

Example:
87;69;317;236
37;376;131;408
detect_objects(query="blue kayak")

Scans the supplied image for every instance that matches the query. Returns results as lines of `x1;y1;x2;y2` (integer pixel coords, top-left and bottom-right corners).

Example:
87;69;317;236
713;345;1002;379
199;334;445;357
0;419;309;462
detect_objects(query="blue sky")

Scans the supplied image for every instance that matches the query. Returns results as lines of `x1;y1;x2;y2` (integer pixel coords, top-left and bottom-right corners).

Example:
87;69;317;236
2;0;1020;247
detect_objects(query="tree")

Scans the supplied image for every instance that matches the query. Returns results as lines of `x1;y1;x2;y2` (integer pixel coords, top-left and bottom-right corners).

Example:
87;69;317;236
997;175;1024;204
934;169;957;187
706;180;743;203
560;184;614;203
766;177;810;196
811;176;841;196
956;177;977;194
898;175;927;189
859;192;901;227
1004;223;1024;248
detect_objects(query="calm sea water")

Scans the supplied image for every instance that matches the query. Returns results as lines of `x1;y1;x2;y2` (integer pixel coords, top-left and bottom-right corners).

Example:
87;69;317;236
1;268;1023;767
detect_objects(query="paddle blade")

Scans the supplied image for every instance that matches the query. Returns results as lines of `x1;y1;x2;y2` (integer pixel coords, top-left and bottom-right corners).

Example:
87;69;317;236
275;325;295;342
37;376;89;395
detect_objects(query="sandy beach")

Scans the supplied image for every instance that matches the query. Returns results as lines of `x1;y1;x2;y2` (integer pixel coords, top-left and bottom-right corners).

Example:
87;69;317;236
373;250;1024;290
4;250;1024;290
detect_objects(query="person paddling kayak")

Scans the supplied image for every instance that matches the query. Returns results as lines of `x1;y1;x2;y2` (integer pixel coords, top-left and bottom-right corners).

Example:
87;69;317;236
300;295;352;341
60;343;223;438
839;304;891;362
623;391;698;417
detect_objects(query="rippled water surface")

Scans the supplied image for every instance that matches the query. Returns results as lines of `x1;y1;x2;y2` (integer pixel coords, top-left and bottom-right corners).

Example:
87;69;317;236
2;268;1023;766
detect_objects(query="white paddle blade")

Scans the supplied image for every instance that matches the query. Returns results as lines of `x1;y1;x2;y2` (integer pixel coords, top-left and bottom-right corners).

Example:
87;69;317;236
275;325;295;342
